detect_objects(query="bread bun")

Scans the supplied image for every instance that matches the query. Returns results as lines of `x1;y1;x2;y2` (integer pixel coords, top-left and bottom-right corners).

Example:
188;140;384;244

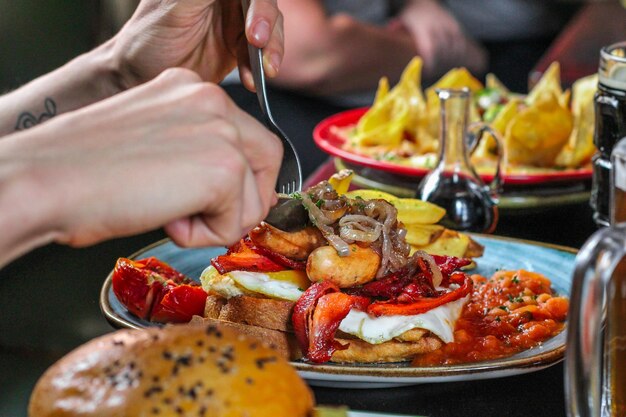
28;323;314;417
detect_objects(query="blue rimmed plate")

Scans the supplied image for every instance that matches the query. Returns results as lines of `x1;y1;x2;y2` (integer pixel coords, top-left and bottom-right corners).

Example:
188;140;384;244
100;235;576;388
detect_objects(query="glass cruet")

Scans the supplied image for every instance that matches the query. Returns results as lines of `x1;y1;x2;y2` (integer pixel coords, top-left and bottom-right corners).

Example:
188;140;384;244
416;88;503;233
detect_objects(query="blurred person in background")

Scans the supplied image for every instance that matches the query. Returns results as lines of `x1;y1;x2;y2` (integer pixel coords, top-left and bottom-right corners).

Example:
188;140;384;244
94;0;581;176
226;0;581;174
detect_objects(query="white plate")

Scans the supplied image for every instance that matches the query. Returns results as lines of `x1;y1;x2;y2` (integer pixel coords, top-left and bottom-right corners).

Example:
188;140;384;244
101;235;576;388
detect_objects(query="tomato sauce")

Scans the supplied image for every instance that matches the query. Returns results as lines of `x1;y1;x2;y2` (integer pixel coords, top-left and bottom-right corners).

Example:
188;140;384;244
413;270;569;366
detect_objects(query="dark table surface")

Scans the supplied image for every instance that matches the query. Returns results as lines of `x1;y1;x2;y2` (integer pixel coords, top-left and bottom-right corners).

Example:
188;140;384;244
0;170;597;417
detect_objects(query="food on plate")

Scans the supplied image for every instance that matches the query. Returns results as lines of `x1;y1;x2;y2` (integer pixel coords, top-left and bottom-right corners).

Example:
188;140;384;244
414;270;569;366
28;323;315;417
110;177;567;365
111;257;208;323
337;57;596;175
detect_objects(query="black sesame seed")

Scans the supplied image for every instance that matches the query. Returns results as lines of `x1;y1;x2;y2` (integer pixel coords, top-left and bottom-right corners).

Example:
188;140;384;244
246;378;254;385
151;407;160;415
176;355;192;367
196;340;205;347
163;351;173;360
206;389;214;397
175;406;184;415
255;357;277;370
206;325;222;338
144;386;164;398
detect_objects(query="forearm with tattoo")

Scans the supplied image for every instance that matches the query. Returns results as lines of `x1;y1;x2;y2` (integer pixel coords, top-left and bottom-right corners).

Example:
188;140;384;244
14;98;57;131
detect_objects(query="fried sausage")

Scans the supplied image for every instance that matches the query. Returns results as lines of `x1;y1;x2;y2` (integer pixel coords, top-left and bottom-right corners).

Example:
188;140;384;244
306;244;381;288
249;223;325;261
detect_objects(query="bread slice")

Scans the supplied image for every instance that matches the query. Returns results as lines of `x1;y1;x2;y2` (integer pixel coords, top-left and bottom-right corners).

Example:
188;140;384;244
331;336;442;363
190;316;302;360
217;295;294;332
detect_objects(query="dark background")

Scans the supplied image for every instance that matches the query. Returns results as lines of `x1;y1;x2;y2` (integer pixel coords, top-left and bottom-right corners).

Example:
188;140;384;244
0;2;617;416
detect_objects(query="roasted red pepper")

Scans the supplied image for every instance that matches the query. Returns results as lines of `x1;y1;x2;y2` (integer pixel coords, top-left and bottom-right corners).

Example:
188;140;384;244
432;255;472;278
367;271;473;316
211;240;285;274
150;281;209;323
293;282;370;363
112;257;206;323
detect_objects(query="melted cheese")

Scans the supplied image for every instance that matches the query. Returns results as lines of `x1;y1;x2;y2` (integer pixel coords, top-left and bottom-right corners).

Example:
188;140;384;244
339;295;469;344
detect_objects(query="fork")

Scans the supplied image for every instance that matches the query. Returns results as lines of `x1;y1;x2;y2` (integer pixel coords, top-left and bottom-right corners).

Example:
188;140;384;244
241;0;303;194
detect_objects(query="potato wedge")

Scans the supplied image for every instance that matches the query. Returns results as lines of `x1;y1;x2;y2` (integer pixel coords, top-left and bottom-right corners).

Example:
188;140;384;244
393;198;446;225
413;229;470;258
328;169;354;195
404;224;445;246
344;189;398;202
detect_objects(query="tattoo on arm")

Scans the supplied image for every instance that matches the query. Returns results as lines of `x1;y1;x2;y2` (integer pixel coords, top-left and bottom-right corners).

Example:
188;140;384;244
15;98;57;131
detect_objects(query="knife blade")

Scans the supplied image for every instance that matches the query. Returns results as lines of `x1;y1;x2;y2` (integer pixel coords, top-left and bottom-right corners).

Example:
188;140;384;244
263;195;309;231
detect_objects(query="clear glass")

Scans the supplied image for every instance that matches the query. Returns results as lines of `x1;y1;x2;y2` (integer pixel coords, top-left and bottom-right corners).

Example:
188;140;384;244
566;224;626;417
416;89;502;233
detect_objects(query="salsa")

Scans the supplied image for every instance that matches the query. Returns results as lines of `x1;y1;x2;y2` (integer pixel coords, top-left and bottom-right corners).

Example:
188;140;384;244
413;270;568;366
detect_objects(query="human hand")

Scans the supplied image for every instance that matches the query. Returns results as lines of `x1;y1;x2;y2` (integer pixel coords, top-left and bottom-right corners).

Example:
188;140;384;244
112;0;284;91
3;69;282;253
392;0;487;77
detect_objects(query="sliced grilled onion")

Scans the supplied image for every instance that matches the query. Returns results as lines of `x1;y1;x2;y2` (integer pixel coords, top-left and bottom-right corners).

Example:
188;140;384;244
338;215;382;243
301;191;351;257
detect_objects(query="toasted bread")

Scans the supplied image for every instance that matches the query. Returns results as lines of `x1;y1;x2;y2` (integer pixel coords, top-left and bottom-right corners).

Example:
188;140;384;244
218;295;294;332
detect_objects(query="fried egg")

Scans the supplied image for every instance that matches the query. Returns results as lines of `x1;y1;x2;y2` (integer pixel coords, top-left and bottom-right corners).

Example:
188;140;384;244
200;266;309;301
339;295;469;344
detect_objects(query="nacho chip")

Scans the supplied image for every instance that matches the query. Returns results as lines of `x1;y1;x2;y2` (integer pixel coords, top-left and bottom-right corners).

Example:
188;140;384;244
555;74;597;167
506;91;573;167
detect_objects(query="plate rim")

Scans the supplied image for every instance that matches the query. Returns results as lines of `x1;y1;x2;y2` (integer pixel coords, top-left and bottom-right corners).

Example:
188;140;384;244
100;235;577;380
312;107;593;185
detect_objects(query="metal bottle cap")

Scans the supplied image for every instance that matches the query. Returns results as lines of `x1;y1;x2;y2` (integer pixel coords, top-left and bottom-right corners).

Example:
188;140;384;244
599;41;626;93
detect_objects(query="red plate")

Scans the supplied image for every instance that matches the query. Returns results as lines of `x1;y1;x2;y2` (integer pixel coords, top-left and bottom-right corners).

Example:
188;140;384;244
313;108;593;186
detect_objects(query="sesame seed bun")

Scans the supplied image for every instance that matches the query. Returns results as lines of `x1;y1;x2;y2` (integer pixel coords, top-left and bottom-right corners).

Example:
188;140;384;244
28;323;315;417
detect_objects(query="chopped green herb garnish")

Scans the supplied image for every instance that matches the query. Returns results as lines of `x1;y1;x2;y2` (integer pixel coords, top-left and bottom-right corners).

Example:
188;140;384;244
512;275;520;284
498;305;508;311
495;316;502;322
290;191;302;200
